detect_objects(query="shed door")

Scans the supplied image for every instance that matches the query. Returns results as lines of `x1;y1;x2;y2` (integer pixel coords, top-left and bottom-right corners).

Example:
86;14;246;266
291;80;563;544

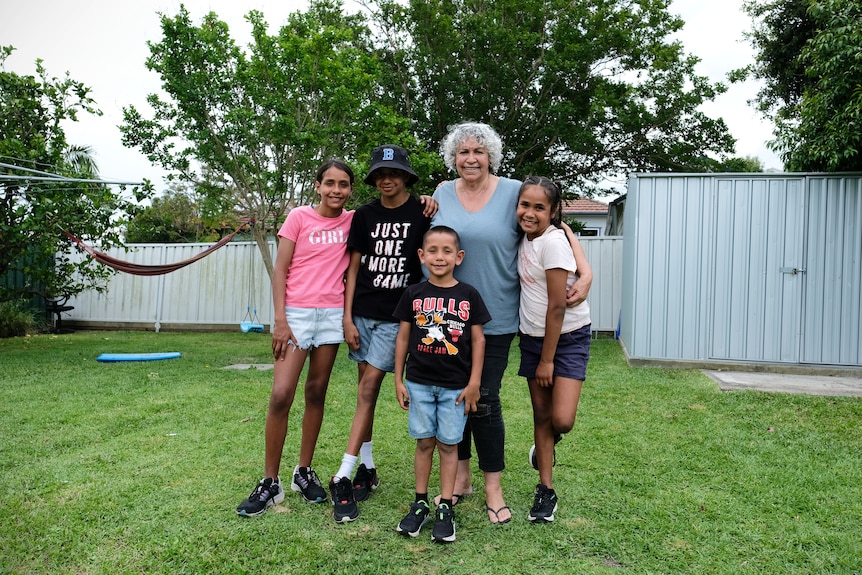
800;177;862;365
709;178;806;363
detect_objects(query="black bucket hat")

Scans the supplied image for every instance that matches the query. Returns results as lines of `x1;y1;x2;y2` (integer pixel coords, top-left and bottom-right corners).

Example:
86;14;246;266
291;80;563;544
364;145;419;186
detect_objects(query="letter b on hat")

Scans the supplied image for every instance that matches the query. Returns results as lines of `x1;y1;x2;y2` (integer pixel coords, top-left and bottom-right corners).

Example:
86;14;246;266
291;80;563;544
364;144;419;186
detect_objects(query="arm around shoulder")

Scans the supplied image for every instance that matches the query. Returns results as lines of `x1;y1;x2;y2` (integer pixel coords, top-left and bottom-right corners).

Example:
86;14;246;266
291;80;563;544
560;223;593;306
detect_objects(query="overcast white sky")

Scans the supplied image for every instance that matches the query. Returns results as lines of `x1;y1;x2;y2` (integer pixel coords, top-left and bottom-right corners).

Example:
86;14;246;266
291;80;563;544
1;0;782;192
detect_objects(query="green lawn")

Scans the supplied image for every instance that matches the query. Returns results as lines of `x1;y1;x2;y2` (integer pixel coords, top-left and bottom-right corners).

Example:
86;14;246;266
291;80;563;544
1;331;860;574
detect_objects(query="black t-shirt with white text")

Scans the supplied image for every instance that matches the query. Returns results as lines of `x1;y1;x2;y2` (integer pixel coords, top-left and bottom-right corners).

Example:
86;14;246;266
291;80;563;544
393;281;491;389
347;196;431;321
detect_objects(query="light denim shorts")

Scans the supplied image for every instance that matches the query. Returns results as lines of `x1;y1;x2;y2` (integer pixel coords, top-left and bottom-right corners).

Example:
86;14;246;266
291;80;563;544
285;306;344;350
405;380;469;445
347;316;399;373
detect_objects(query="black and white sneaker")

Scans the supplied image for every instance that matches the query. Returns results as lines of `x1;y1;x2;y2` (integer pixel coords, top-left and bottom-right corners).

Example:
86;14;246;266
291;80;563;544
396;500;430;537
291;467;327;503
352;464;380;502
529;434;562;470
431;503;456;543
528;483;558;523
329;476;359;523
236;477;285;517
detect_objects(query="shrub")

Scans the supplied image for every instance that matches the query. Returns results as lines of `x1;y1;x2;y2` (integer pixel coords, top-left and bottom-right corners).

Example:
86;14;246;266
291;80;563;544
0;299;37;338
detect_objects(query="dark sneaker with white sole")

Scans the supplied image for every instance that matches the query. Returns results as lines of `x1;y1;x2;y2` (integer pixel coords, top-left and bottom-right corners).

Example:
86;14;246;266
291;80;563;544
431;503;456;543
236;477;285;517
329;476;359;523
528;483;558;523
291;467;327;503
352;464;380;502
529;434;562;470
397;500;430;537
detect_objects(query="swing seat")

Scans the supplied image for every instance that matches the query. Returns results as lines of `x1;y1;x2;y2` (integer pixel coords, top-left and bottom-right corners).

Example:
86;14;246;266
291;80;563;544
240;321;265;333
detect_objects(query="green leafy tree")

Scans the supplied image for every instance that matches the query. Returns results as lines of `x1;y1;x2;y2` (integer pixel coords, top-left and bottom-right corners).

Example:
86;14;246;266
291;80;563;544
734;0;817;119
782;0;862;170
737;0;862;171
0;46;150;304
716;155;764;172
121;0;439;279
367;0;736;195
125;186;224;243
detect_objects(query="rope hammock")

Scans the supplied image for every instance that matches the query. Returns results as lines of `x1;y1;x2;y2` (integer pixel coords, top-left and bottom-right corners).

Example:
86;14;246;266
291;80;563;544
64;221;251;276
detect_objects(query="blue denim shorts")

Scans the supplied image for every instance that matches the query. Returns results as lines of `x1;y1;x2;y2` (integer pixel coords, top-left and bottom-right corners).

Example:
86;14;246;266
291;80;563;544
347;315;399;373
405;380;468;445
285;306;344;350
518;324;591;381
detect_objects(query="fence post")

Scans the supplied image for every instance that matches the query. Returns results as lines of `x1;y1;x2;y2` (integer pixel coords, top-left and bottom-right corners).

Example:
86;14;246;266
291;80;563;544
154;244;166;332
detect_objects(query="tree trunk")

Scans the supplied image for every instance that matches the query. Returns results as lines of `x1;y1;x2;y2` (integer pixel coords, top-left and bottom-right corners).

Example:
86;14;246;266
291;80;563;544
252;224;275;282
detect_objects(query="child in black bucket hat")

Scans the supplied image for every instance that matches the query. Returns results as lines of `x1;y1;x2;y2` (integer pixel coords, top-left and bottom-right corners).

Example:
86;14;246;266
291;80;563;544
327;145;437;523
364;144;419;186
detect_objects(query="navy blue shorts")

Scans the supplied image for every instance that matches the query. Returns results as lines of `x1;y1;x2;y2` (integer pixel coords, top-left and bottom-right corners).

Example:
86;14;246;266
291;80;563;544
518;324;591;381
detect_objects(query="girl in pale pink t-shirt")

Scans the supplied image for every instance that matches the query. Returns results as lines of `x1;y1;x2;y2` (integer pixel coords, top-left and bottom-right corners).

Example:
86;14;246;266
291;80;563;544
237;159;355;517
516;175;591;525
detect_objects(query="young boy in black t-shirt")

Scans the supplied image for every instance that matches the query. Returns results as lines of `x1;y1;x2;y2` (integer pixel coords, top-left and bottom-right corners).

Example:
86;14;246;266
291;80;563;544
393;226;490;543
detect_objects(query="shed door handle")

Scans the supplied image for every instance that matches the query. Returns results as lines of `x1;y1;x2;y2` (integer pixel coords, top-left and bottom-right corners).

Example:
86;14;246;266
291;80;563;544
779;267;806;275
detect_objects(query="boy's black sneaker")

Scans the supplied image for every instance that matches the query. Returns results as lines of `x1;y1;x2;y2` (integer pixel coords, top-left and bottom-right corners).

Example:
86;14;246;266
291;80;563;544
529;434;562;470
528;483;558;523
291;467;327;503
396;500;430;537
236;477;285;517
431;503;456;543
352;464;380;502
329;476;359;523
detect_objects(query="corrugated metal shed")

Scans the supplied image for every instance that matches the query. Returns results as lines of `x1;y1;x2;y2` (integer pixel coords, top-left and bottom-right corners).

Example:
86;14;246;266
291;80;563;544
621;173;862;371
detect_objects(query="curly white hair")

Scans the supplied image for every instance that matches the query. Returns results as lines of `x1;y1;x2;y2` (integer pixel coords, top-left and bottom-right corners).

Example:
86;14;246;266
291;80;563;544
439;122;504;173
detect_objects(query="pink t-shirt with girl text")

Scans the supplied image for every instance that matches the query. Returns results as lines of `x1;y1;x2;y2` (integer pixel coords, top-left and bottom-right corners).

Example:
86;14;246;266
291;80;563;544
278;206;354;308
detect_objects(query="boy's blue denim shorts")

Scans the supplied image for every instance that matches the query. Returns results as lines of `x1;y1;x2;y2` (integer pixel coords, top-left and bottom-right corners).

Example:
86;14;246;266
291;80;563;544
285;306;344;350
347;315;399;373
518;324;591;381
405;380;468;445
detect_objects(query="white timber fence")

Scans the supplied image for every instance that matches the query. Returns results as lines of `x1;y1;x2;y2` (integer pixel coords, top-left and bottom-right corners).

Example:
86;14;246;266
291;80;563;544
64;238;623;334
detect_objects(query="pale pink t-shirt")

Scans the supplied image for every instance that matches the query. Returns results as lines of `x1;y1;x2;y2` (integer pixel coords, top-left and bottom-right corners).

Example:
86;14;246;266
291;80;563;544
278;206;354;308
517;226;590;337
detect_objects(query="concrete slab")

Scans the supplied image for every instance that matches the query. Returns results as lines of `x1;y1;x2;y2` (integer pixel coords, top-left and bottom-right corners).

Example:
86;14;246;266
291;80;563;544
223;364;274;371
704;370;862;397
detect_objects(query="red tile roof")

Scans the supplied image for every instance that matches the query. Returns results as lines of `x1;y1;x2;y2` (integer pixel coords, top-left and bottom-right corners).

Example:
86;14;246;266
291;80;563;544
562;198;609;214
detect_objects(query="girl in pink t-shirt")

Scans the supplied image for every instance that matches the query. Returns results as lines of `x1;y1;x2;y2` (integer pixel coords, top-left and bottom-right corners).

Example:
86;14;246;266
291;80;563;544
237;159;355;517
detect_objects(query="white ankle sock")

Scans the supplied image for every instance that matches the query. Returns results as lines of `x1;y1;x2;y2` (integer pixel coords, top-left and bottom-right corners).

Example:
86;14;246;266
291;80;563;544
335;454;358;480
360;441;375;469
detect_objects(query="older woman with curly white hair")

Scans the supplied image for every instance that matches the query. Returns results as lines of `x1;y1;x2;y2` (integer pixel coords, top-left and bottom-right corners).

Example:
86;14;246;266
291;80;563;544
430;121;592;524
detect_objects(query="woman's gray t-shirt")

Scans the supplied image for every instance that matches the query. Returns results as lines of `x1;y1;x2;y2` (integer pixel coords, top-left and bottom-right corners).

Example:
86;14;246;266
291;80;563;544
431;177;521;336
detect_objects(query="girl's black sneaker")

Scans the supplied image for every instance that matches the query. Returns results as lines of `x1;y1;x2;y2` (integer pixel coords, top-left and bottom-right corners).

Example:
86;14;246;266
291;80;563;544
236;477;285;517
528;484;558;523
